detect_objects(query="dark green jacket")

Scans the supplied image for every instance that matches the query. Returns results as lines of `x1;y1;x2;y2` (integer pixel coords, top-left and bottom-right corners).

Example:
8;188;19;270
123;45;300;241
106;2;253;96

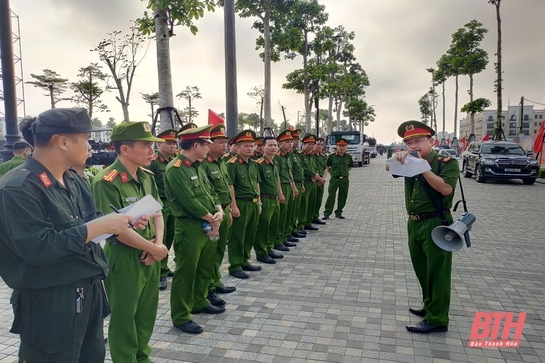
227;155;260;199
0;157;108;289
326;152;353;178
275;150;293;184
289;152;305;182
201;154;232;206
256;156;279;196
149;151;175;199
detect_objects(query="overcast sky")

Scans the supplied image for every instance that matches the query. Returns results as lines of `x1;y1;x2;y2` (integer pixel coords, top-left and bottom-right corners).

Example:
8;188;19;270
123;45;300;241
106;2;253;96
10;0;545;143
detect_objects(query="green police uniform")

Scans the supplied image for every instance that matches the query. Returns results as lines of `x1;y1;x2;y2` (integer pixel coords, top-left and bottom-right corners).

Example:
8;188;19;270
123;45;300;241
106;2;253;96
275;145;294;247
201;152;232;292
0;108;110;362
255;156;281;257
0;155;25;177
324;144;353;217
165;150;220;326
149;129;178;280
298;134;319;228
92;122;164;363
289;150;305;233
227;130;261;274
396;120;459;330
313;151;327;221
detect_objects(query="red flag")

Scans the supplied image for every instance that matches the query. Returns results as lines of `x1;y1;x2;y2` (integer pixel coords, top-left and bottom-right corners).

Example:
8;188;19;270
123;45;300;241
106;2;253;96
446;138;450;146
461;136;467;151
208;109;224;127
533;121;545;153
435;139;439;146
482;134;490;141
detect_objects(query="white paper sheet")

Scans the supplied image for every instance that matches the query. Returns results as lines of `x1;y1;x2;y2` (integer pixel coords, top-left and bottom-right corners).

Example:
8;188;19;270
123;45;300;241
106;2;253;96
91;194;163;245
386;156;431;178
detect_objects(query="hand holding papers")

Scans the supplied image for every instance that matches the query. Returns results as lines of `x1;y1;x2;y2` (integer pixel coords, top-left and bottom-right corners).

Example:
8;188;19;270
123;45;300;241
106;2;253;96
386;156;431;177
91;195;163;244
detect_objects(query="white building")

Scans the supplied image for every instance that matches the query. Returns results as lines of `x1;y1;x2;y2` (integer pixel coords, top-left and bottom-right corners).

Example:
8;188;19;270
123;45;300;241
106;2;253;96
459;106;538;140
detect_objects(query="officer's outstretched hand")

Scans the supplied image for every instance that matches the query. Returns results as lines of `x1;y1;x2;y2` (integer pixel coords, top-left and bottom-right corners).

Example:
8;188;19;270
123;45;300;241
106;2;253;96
148;243;169;262
133;212;161;230
94;214;135;235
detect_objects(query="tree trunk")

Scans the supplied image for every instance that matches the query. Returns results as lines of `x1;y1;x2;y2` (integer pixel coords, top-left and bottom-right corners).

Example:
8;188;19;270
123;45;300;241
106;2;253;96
155;7;174;132
88;71;93;118
188;97;192;123
327;93;333;136
302;31;311;133
494;1;503;141
336;97;343;131
442;81;446;137
263;7;272;130
49;85;55;109
454;74;459;138
469;73;474;136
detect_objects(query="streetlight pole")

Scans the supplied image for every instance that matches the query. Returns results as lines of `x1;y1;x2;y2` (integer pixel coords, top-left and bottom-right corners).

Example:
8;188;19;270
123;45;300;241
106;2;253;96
224;0;238;137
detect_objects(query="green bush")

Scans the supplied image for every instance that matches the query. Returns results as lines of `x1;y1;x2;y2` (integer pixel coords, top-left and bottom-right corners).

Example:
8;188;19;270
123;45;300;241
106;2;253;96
539;168;545;178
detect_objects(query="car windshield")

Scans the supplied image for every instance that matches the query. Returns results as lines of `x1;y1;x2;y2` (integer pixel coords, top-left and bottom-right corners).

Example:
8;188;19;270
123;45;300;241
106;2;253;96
442;150;456;156
481;143;525;156
330;134;360;145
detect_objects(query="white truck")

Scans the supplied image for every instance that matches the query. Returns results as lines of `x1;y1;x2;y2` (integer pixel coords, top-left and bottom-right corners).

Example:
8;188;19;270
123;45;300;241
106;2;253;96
326;131;376;166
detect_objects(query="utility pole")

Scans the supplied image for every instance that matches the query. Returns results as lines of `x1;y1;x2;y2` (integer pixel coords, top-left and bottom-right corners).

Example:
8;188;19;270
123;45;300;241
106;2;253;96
0;0;20;162
518;96;524;135
224;0;238;137
280;104;287;130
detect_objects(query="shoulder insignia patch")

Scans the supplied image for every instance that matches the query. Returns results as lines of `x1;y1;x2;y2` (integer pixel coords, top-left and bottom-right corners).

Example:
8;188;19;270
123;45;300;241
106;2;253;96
139;167;155;175
159;156;165;163
120;172;129;183
38;172;53;188
438;156;452;163
102;169;119;183
173;159;183;168
238;158;244;164
151;154;159;161
184;159;192;167
228;156;238;164
276;150;284;156
256;157;265;164
206;155;213;163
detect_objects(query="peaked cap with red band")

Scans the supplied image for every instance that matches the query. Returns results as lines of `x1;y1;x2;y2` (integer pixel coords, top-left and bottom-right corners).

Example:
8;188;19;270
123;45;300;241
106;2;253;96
397;120;435;141
336;138;349;146
292;129;302;138
179;124;213;144
177;123;198;139
255;136;264;146
157;129;178;141
210;124;229;139
302;133;317;143
232;129;256;144
277;130;293;142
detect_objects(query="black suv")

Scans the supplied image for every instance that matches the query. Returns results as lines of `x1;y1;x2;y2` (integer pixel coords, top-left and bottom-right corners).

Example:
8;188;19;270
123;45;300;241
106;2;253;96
461;141;539;184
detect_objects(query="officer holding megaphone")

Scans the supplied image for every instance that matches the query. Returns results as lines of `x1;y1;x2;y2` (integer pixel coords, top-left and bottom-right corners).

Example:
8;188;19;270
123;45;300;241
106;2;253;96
385;120;459;334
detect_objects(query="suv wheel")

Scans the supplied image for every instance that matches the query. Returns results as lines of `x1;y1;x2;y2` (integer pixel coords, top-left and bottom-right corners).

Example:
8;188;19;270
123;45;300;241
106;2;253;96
475;165;487;183
463;162;472;178
522;178;536;185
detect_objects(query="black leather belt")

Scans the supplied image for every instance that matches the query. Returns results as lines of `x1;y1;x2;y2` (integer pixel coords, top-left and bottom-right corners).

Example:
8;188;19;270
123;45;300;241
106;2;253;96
294;179;304;183
107;240;125;246
304;178;316;182
221;203;231;209
236;197;259;203
260;194;279;200
409;210;451;221
332;176;347;179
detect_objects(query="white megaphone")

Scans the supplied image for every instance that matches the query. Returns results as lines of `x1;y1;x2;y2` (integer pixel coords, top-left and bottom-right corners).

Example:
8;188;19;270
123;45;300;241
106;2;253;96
431;212;476;252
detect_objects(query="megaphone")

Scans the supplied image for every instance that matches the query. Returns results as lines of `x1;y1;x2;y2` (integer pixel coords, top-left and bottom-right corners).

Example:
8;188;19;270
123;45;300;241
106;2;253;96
431;212;476;252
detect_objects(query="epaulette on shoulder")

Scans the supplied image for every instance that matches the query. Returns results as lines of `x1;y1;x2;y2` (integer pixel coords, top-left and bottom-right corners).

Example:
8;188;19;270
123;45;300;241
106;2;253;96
298;150;304;154
438;156;452;163
256;157;265;164
222;153;230;158
140;166;155;175
151;154;159;161
228;156;238;164
173;159;183;168
102;169;119;183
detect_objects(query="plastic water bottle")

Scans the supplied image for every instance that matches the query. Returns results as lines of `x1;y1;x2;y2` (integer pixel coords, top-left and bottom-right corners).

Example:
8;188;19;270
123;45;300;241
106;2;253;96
202;222;219;241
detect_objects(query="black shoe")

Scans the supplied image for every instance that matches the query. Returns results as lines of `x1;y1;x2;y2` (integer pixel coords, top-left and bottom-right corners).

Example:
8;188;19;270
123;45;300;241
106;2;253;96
159;277;168;291
287;236;299;242
229;269;250;279
312;219;326;225
268;250;284;259
193;304;226;314
406;320;448;334
242;264;262;272
304;225;319;231
175;320;203;335
297;229;308;235
335;214;345;219
292;232;306;238
274;244;290;251
257;255;276;264
216;284;236;294
284;241;297;247
207;291;226;307
167;270;175;277
409;307;426;317
322;215;330;220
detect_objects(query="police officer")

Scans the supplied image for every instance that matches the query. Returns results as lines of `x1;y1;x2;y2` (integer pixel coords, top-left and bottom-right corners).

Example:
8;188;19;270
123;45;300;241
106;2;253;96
323;138;353;220
386;120;458;333
288;129;305;240
164;125;226;335
312;137;327;224
0;140;33;177
149;129;178;290
0;108;138;363
252;136;264;160
255;136;283;264
201;124;237;306
92;121;169;362
298;134;324;231
274;130;298;252
227;130;262;279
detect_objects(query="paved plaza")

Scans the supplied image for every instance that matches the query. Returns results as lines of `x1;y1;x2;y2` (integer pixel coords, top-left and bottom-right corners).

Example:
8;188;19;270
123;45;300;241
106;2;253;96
0;155;544;363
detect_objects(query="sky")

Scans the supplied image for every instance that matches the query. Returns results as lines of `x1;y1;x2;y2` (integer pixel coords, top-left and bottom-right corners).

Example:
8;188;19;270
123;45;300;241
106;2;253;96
8;0;545;144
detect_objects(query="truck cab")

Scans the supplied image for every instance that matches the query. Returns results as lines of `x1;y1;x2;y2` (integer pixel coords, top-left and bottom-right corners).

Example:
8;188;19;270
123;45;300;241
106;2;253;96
327;131;375;166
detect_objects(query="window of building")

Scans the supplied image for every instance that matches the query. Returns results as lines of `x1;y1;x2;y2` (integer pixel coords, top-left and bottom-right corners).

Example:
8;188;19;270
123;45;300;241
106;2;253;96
523;122;530;129
487;123;494;129
524;115;529;121
487;115;494;122
509;122;516;128
524;130;529;136
508;130;517;136
536;115;539;119
535;130;538;134
535;122;538;126
540;115;543;119
510;115;516;121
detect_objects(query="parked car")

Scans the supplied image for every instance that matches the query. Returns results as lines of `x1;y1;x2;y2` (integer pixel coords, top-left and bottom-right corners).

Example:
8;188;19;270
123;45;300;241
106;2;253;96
438;148;463;171
461;141;539;184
